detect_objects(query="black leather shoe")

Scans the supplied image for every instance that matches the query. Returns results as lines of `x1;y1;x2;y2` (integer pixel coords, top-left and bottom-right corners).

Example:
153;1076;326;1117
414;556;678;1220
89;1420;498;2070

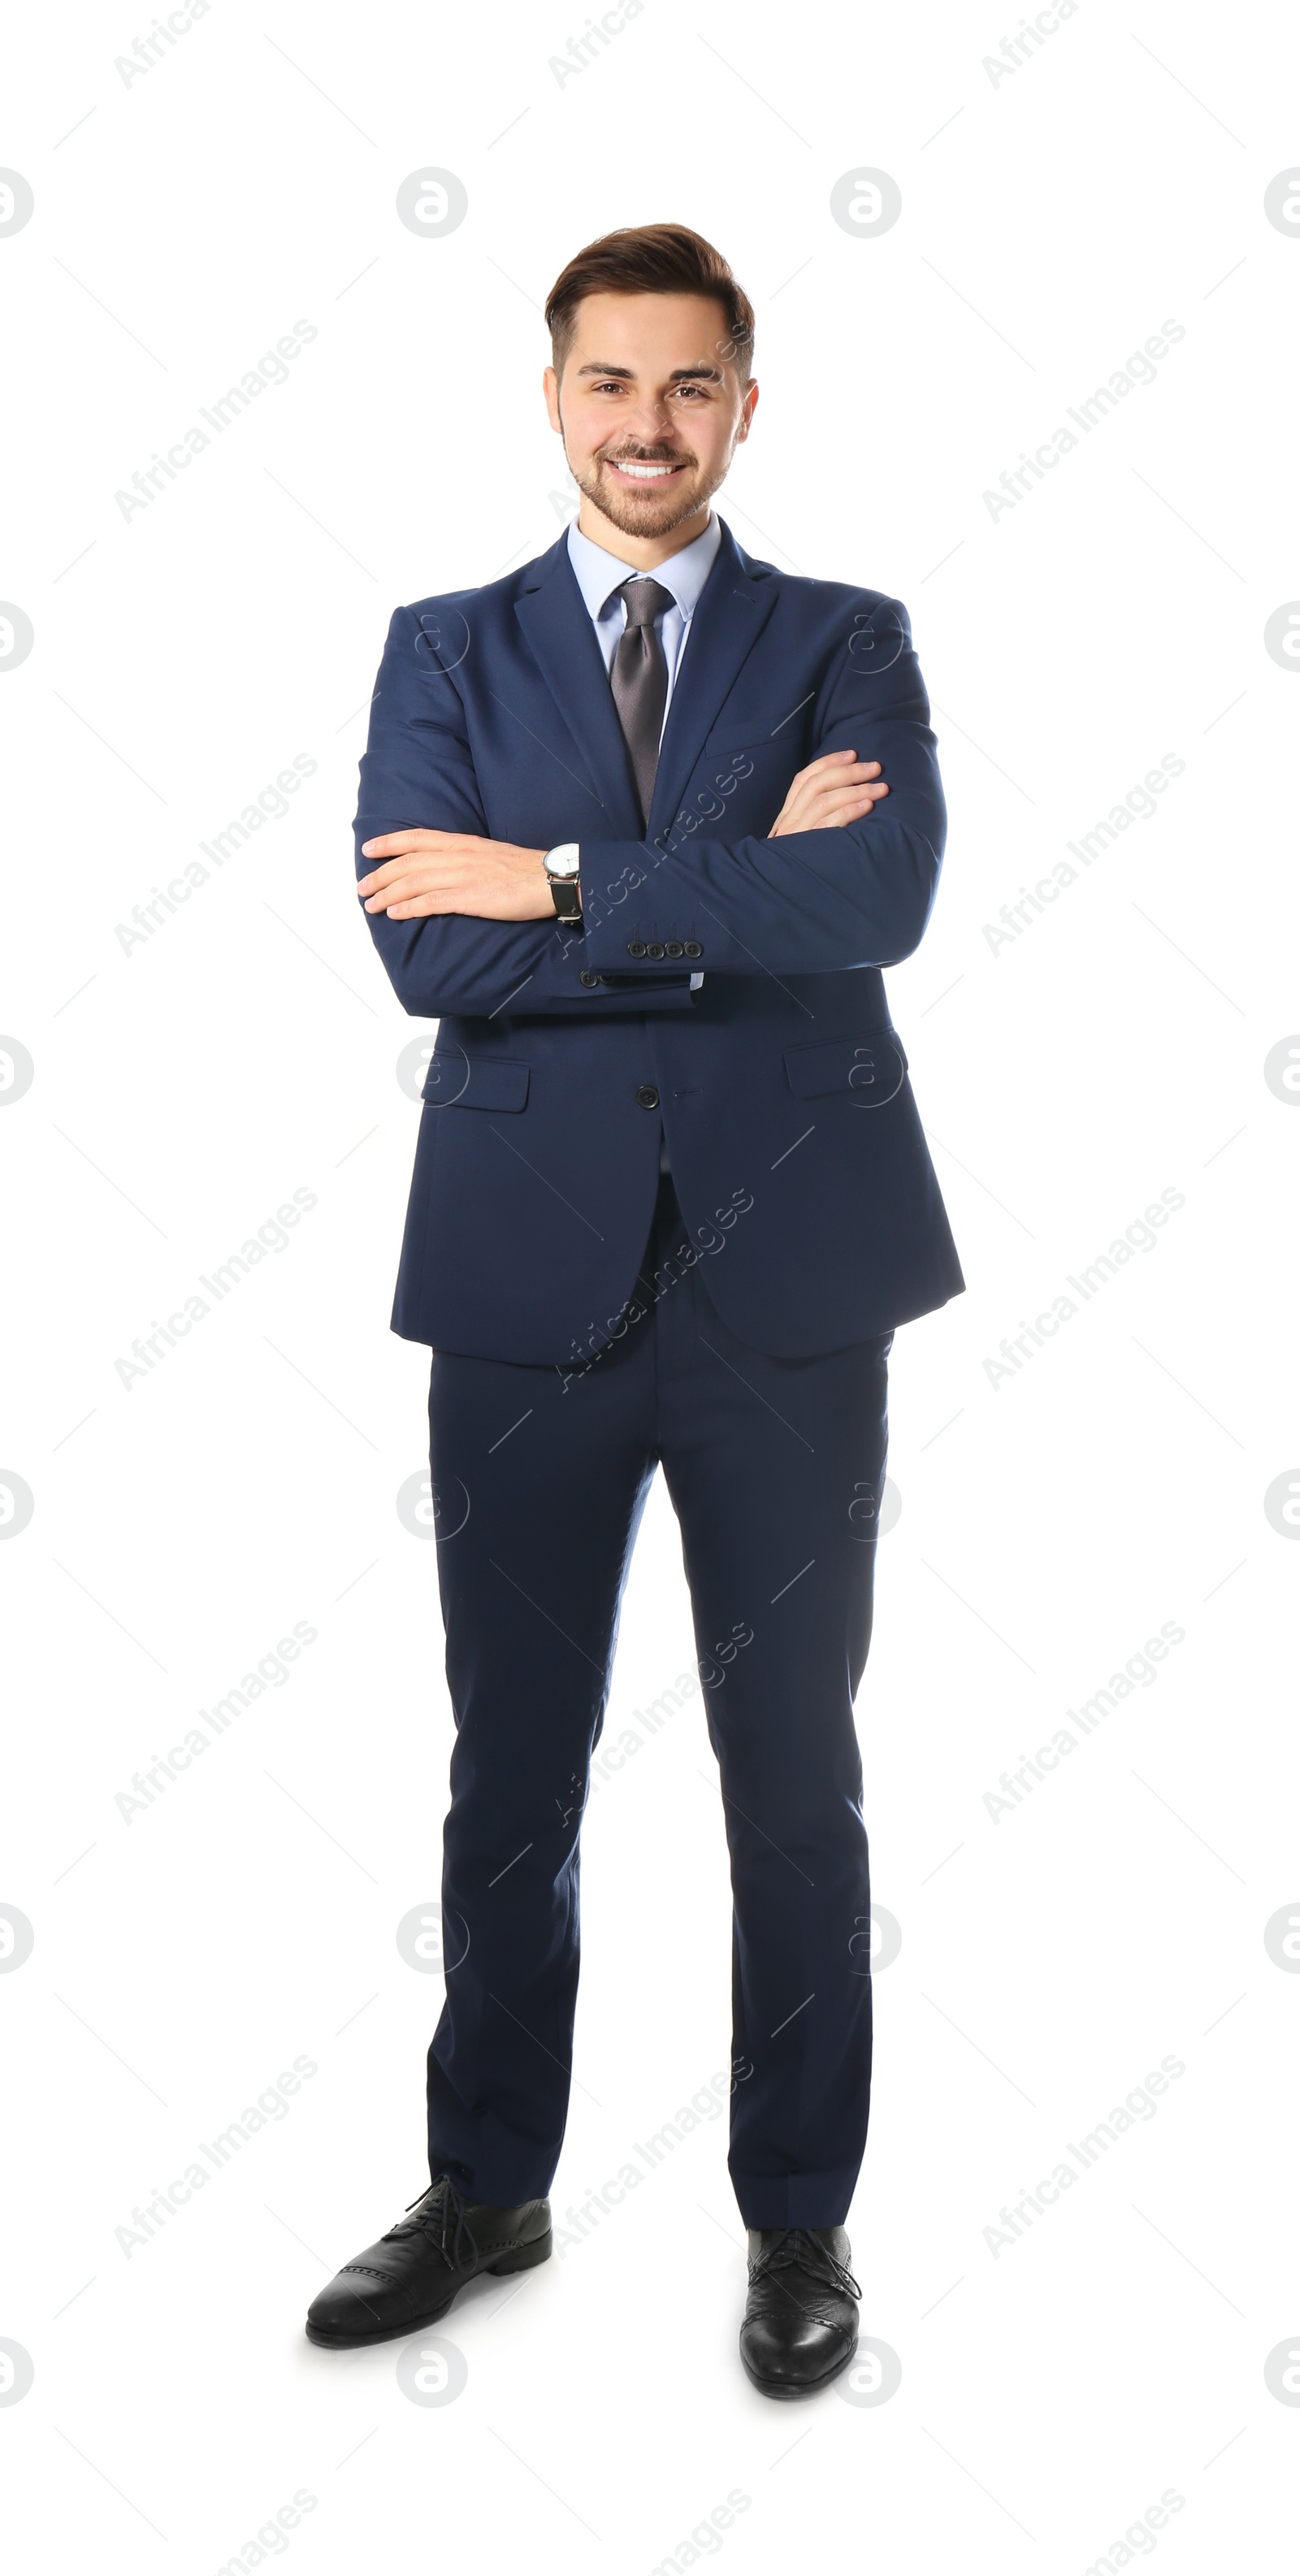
306;2175;552;2348
739;2226;860;2397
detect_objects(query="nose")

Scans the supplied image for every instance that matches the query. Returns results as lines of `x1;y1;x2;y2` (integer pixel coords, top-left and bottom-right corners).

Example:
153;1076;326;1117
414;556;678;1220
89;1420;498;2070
618;396;675;446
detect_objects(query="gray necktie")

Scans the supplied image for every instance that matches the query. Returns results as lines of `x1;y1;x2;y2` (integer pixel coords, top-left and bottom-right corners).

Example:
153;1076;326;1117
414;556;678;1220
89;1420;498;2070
609;576;674;829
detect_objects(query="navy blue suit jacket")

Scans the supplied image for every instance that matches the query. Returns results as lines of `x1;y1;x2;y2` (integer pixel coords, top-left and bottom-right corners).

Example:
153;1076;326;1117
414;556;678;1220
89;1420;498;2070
354;518;964;1363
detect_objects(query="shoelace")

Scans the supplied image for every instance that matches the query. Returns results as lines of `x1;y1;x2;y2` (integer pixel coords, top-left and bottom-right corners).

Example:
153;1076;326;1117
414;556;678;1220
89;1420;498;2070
385;2175;479;2271
748;2228;860;2301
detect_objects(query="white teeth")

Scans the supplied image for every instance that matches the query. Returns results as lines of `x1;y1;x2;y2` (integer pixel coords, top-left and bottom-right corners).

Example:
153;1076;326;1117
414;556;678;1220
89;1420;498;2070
611;459;676;479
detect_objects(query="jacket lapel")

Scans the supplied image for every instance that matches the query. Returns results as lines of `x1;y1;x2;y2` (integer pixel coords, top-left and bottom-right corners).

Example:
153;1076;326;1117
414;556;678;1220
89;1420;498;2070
514;538;644;837
646;521;779;842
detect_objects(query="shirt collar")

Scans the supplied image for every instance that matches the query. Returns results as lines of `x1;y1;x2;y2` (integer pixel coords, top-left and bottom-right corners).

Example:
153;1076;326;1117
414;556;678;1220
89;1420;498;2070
566;510;722;625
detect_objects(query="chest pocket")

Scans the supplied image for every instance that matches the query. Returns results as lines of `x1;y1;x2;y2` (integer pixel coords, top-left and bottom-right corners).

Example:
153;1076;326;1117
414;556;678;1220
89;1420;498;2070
684;725;803;835
782;1033;907;1106
702;716;800;758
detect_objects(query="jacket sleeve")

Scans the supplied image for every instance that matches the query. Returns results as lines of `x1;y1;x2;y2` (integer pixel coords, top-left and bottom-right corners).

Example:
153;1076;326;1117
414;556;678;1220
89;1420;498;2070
577;595;948;979
353;605;693;1021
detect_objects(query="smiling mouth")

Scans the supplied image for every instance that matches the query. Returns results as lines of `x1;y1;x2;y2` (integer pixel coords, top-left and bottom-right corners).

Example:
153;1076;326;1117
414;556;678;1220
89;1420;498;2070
603;455;688;482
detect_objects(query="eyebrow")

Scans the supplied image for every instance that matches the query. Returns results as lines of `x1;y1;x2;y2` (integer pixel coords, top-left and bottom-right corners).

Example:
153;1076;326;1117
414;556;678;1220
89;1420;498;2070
574;362;724;384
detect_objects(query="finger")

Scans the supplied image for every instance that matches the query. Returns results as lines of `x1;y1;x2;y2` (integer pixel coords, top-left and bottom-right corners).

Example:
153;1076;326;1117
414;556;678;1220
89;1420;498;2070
364;882;444;912
801;788;890;827
802;799;886;834
359;852;469;895
797;750;880;779
359;872;431;900
795;781;890;822
374;891;446;917
786;761;882;803
358;848;452;886
778;779;879;824
362;869;453;909
827;784;890;814
359;830;446;859
384;893;469;918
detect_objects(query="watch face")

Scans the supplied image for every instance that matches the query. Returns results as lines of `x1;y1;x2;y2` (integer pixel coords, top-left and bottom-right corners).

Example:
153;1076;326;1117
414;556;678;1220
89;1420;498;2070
548;847;580;878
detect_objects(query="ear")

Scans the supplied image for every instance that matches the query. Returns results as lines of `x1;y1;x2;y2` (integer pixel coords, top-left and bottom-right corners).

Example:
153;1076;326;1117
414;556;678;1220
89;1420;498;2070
543;366;562;433
736;379;760;444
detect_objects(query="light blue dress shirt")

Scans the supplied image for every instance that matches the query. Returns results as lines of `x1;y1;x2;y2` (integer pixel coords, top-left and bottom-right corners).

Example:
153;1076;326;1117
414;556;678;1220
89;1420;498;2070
565;512;720;1168
566;510;722;731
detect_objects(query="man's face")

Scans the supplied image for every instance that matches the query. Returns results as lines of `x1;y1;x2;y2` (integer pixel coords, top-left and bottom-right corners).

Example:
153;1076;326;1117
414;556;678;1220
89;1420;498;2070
544;290;758;541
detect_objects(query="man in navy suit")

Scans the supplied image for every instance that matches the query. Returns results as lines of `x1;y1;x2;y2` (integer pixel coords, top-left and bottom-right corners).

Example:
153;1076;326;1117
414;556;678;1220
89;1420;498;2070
306;223;964;2396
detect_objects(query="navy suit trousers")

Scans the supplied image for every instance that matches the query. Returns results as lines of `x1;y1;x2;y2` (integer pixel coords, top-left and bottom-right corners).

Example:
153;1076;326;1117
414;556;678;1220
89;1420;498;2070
426;1173;893;2227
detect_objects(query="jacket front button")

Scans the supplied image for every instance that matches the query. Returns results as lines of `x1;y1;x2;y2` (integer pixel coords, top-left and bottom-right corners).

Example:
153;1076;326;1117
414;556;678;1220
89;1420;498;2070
578;970;600;987
635;1084;660;1111
627;940;647;957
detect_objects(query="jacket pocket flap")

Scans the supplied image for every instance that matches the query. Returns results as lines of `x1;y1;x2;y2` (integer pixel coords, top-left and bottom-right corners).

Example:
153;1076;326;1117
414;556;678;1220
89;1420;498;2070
422;1053;530;1112
782;1033;907;1104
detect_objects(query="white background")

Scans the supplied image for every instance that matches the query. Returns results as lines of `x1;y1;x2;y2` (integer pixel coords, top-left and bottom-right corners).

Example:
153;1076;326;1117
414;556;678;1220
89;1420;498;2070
2;1;1298;2568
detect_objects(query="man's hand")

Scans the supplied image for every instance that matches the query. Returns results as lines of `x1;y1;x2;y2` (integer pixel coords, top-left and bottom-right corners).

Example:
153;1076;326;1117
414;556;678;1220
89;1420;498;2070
768;748;889;839
358;830;554;921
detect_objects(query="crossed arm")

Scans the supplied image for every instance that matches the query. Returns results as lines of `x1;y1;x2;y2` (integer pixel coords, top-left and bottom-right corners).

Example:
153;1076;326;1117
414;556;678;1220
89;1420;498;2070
358;749;890;922
353;594;944;1017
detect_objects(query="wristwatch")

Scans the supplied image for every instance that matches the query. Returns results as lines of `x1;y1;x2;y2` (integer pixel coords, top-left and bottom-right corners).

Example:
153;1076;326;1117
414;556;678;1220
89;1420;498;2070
544;842;583;920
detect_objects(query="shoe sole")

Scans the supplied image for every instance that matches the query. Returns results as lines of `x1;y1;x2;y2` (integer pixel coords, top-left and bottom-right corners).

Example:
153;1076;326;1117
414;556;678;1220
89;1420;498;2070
305;2228;552;2349
739;2329;860;2400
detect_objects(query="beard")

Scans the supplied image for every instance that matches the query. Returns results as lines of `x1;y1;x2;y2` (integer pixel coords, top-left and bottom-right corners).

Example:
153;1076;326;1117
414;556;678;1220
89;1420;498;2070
570;441;726;540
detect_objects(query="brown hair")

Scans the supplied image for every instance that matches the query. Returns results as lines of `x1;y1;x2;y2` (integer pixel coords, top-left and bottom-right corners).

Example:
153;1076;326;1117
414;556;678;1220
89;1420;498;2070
544;223;755;381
